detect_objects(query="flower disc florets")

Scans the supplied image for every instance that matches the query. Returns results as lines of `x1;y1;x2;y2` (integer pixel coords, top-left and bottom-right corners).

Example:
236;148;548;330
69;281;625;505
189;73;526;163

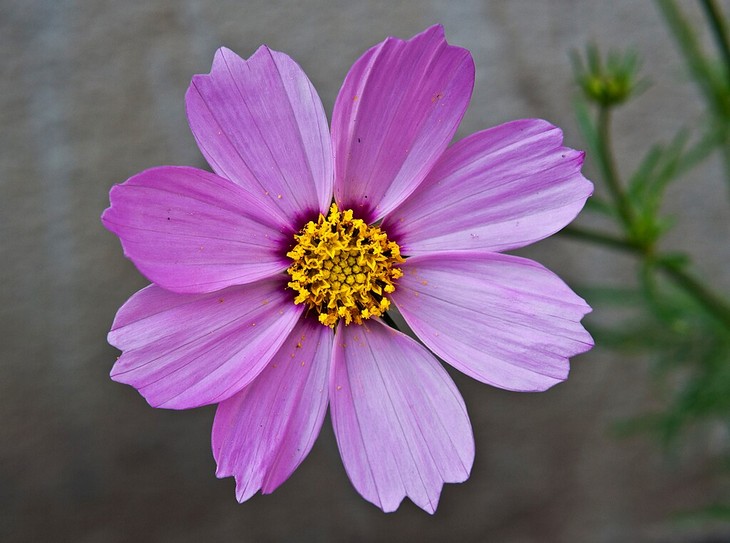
286;203;404;327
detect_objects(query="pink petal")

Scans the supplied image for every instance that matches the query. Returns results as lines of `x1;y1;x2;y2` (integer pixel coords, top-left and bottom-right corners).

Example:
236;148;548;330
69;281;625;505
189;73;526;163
331;25;474;223
392;252;593;392
109;279;303;409
330;319;474;514
186;46;333;219
212;318;332;502
102;166;292;294
382;119;593;254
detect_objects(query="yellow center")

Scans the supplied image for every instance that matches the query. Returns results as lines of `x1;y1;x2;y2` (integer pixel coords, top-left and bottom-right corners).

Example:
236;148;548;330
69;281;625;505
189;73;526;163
286;203;405;327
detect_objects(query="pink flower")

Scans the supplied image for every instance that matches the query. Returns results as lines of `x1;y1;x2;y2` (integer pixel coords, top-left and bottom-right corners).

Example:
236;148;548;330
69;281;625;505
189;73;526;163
102;25;593;513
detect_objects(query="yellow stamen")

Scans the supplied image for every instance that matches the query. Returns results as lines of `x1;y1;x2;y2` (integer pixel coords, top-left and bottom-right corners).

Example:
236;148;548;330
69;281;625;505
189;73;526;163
286;203;404;327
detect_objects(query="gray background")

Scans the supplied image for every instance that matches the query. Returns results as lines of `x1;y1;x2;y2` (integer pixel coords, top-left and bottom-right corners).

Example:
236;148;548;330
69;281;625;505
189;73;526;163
3;1;730;542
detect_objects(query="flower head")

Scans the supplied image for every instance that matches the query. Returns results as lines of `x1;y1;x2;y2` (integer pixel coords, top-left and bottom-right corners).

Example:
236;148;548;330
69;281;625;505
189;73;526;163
102;25;594;514
286;203;404;327
571;44;643;106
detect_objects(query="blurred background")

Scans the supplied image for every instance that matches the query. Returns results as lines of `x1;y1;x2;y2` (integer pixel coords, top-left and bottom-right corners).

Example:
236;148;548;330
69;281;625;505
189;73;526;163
3;1;730;541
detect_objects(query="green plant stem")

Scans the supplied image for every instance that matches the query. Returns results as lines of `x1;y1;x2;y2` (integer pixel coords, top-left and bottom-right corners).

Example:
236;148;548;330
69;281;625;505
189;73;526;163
563;226;730;328
661;0;730;196
597;106;635;230
701;0;730;88
660;263;730;327
562;226;639;253
656;0;716;105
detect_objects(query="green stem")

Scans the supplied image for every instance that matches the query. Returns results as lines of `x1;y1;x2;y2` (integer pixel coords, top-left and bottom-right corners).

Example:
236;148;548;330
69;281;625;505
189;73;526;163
596;106;635;229
656;0;717;106
701;0;730;88
570;3;730;328
562;227;730;328
660;0;730;196
561;226;639;253
658;262;730;327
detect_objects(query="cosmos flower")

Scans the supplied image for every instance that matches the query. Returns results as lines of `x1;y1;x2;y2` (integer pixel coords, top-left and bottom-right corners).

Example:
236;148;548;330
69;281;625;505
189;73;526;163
102;25;593;514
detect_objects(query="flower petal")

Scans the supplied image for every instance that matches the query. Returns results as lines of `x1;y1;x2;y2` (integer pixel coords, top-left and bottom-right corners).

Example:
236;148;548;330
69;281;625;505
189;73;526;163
382;119;593;254
102;166;292;293
186;46;333;219
392;252;593;392
108;278;303;409
332;25;474;223
330;319;474;514
212;317;332;502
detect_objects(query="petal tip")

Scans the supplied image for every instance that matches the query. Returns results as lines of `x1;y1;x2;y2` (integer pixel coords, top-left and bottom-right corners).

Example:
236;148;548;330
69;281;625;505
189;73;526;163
109;364;122;380
100;205;114;232
417;23;446;44
212;46;240;67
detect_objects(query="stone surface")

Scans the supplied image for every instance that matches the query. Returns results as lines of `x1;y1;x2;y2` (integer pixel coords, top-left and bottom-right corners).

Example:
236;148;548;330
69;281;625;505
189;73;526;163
2;1;730;541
